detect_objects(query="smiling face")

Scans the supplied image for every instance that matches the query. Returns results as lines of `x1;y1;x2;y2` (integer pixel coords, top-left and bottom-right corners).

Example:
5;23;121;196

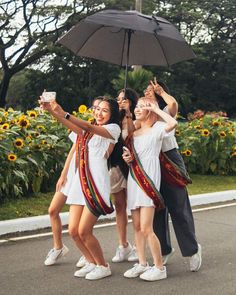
94;101;111;125
143;85;156;101
116;91;131;111
134;98;150;121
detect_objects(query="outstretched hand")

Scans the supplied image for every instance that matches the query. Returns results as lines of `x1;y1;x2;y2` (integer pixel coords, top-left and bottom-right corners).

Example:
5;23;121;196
142;101;160;113
150;77;164;96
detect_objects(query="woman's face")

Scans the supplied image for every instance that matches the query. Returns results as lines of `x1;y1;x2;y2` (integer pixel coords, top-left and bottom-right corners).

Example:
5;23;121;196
117;91;131;111
92;99;102;115
94;101;111;125
143;85;156;101
134;99;150;121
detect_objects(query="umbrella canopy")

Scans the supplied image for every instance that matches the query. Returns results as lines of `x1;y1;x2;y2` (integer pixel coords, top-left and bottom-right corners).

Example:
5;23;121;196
57;9;196;67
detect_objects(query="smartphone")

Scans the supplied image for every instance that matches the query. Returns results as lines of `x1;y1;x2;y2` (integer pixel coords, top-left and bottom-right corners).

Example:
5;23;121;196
123;146;129;152
41;91;56;102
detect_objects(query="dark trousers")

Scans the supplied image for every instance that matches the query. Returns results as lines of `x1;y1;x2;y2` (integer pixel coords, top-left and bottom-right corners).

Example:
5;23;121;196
153;149;198;257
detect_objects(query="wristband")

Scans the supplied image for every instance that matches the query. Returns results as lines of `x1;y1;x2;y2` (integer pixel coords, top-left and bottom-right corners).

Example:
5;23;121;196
64;112;71;120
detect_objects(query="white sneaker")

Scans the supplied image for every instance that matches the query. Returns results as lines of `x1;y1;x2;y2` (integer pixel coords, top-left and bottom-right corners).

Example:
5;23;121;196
190;244;202;272
85;264;111;280
74;262;96;278
124;263;150;278
140;266;167;281
127;246;139;262
44;245;69;266
76;255;87;268
112;242;133;262
162;248;175;265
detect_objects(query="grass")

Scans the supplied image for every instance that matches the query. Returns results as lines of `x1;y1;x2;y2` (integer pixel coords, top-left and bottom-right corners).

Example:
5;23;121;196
0;174;235;221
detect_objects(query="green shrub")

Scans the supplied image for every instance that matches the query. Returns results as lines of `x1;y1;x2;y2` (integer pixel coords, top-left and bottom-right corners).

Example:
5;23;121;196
177;110;236;175
0;105;92;202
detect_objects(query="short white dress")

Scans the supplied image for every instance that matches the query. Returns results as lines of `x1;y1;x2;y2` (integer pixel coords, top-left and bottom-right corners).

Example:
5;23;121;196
63;124;121;207
60;132;85;205
127;121;170;210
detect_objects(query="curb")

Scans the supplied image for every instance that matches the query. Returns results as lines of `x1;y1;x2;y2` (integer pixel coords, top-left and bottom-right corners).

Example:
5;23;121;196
0;190;236;236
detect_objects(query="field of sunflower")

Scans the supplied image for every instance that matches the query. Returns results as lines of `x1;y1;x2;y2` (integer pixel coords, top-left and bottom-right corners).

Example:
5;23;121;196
0;105;92;202
177;110;236;175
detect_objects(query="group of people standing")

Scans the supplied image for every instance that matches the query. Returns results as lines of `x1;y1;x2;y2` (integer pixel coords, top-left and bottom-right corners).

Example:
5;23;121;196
40;78;202;282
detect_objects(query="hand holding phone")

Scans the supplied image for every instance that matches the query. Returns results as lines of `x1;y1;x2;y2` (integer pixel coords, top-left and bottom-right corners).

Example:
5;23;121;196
41;91;56;102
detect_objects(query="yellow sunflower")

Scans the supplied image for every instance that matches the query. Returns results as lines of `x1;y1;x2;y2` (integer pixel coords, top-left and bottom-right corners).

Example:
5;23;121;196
201;129;210;137
18;116;30;128
36;125;46;131
184;149;192;156
194;125;201;129
219;131;226;137
8;153;17;161
4;111;8;117
14;138;24;148
41;140;47;145
72;111;77;116
0;117;2;123
1;123;10;129
27;110;38;118
175;130;180;136
88;117;95;123
212;121;220;127
78;105;87;114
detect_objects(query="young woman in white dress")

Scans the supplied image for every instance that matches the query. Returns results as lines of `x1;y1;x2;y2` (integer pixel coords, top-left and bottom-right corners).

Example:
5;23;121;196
122;97;177;281
44;97;102;267
41;97;120;280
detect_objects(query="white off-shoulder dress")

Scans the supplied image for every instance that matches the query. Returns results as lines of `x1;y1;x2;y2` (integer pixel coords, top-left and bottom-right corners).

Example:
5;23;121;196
62;124;121;207
127;121;171;210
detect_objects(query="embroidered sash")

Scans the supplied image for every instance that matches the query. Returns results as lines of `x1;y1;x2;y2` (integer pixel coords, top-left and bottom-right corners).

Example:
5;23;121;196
126;137;165;211
159;151;192;187
76;131;114;217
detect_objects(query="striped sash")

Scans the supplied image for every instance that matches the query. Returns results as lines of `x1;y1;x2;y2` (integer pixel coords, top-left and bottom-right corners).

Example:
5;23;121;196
76;132;114;217
126;137;165;211
159;151;192;187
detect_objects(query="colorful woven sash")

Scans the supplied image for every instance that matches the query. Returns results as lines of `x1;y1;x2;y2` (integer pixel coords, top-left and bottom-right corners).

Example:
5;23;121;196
76;131;114;217
126;137;165;211
159;151;192;187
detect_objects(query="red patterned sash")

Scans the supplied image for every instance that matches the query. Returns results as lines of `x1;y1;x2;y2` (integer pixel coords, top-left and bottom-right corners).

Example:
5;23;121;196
76;132;114;217
126;137;165;211
159;151;192;187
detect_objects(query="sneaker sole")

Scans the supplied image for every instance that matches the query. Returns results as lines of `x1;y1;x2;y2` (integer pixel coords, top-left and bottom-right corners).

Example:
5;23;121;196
85;273;111;280
140;273;167;281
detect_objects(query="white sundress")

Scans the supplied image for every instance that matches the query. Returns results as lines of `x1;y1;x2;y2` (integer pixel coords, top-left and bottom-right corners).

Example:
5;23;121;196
60;132;85;205
127;121;171;210
63;124;121;207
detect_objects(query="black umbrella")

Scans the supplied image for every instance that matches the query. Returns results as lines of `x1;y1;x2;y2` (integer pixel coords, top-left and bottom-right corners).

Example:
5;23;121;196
58;9;196;90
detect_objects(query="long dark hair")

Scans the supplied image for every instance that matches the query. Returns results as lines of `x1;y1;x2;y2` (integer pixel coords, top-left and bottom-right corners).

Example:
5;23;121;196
154;81;169;110
102;97;129;178
118;88;139;122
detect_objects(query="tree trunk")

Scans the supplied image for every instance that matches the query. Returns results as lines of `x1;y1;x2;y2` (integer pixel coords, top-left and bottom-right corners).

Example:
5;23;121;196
0;74;11;108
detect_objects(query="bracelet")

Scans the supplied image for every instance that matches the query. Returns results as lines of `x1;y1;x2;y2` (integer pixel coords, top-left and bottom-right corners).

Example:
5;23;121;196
64;112;71;120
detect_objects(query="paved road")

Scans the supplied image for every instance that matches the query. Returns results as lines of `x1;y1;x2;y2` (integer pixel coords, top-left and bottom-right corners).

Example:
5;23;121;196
0;205;236;295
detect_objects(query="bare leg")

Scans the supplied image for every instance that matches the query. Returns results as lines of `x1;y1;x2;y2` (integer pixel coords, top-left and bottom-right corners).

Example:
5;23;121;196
131;209;147;265
79;206;106;266
113;189;128;247
68;205;95;264
48;192;66;249
140;207;163;268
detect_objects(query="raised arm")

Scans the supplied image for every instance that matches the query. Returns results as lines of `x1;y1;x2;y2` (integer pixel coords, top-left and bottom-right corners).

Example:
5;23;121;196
40;100;115;140
150;78;178;118
145;102;177;133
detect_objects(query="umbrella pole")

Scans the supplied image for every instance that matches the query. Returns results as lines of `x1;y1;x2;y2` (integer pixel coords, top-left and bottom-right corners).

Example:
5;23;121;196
124;29;132;96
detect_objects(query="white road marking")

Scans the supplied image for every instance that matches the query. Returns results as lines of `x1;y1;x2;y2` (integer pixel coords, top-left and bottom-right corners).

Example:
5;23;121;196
0;202;236;244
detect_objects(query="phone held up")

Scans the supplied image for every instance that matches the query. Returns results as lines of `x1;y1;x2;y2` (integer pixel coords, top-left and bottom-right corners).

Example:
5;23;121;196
41;91;56;102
